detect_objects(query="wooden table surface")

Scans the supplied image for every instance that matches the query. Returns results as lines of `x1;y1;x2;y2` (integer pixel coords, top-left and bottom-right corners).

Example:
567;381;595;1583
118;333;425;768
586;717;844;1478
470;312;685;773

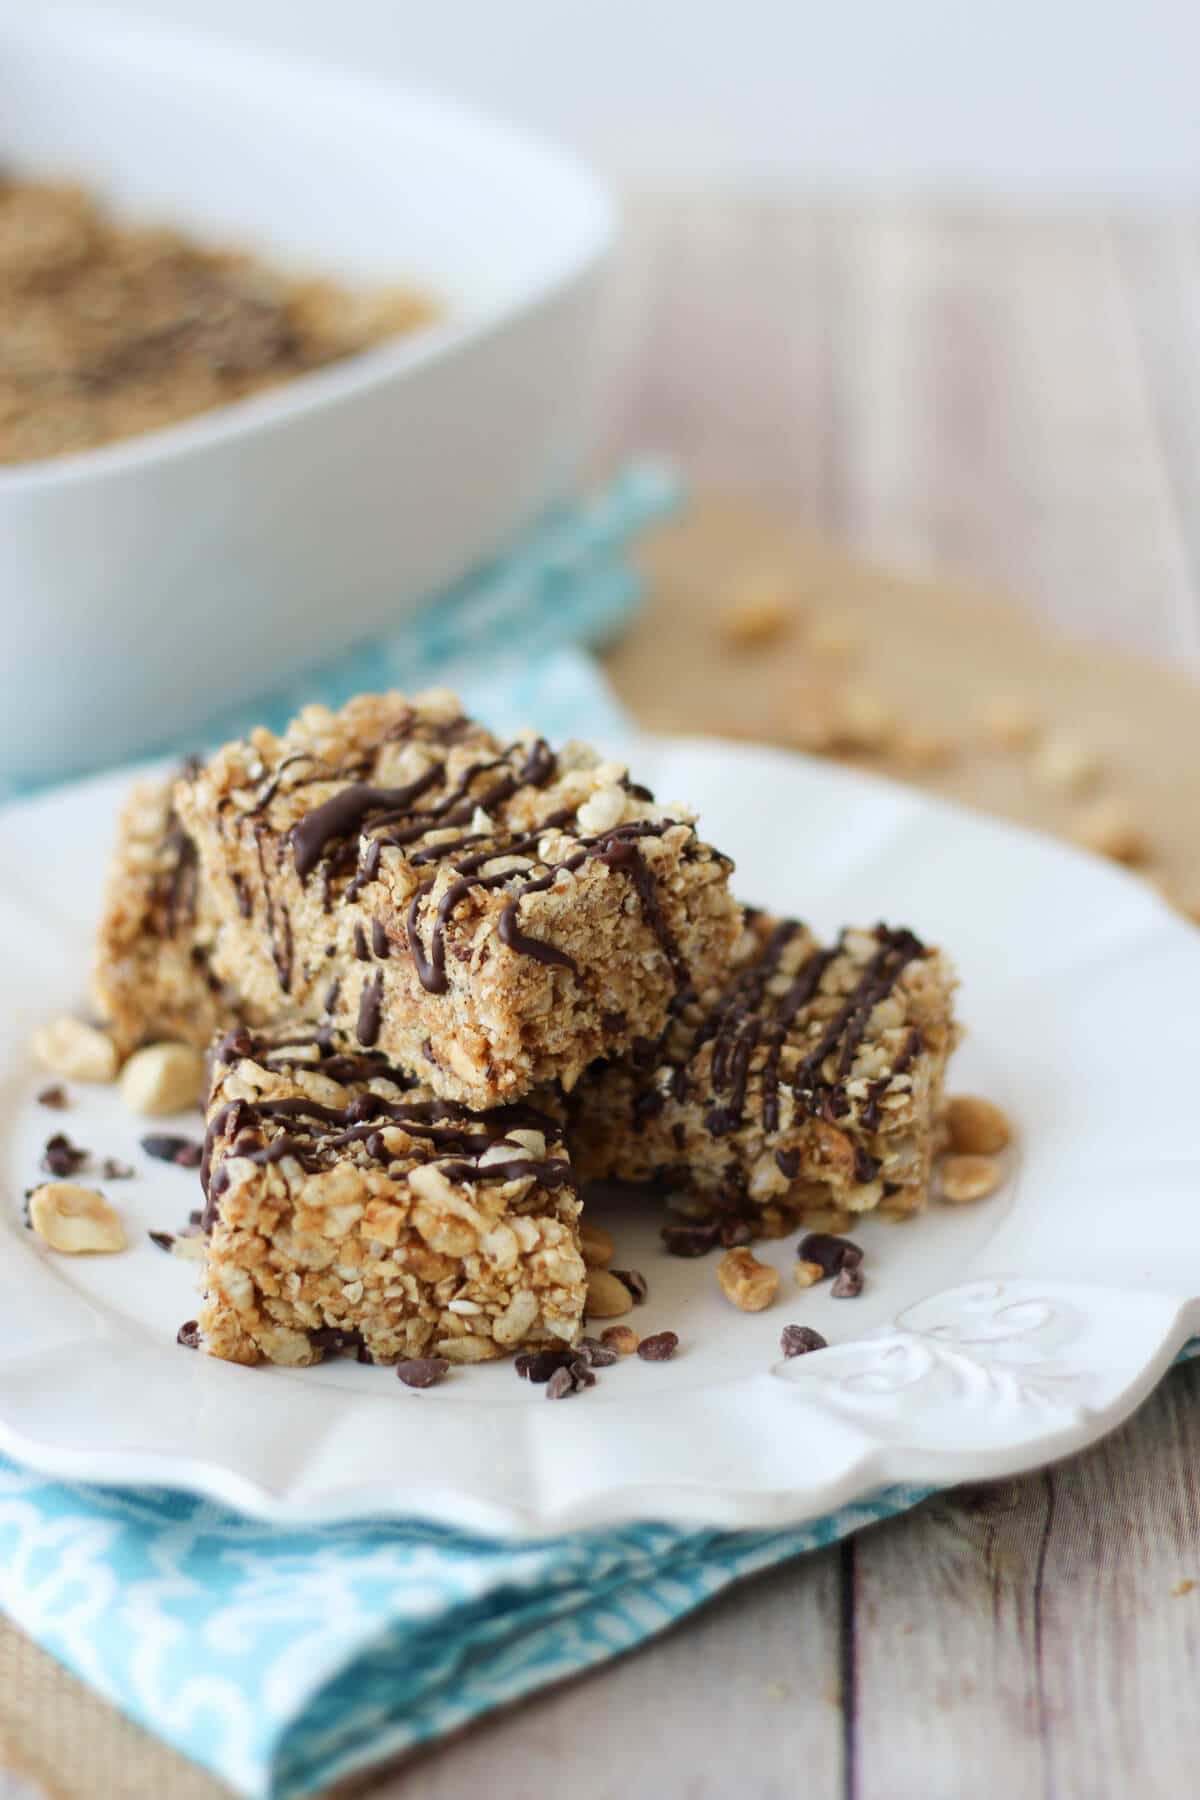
6;197;1200;1800
390;197;1200;1800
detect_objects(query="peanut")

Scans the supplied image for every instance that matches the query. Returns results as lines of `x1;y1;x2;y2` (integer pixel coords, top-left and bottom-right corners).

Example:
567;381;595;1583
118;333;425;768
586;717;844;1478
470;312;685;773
720;583;793;647
29;1183;124;1254
119;1042;206;1116
600;1325;640;1355
807;614;863;659
980;695;1039;750
832;686;896;753
579;1221;615;1268
892;725;956;772
31;1018;118;1084
585;1269;634;1319
717;1246;780;1312
793;1259;825;1289
944;1095;1012;1156
939;1154;1002;1204
1032;732;1100;796
1072;802;1149;866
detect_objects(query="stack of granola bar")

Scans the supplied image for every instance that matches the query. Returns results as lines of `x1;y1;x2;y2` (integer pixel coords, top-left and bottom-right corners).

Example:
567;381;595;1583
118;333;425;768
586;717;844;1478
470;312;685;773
92;689;957;1369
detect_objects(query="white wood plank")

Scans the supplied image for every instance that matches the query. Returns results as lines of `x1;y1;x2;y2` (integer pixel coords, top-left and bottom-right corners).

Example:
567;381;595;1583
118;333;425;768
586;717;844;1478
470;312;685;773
850;1367;1200;1800
598;191;838;520
603;196;1199;666
849;1481;1048;1799
369;1550;845;1799
1113;213;1200;662
1035;1361;1200;1800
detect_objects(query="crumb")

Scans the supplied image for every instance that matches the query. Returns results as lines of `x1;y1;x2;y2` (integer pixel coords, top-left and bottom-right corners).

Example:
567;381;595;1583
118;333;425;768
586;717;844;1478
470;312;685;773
980;695;1040;750
1072;802;1149;866
720;582;794;647
807;615;863;659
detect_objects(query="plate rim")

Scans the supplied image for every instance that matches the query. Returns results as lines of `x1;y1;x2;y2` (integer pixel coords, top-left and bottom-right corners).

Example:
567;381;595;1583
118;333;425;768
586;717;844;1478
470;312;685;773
2;736;1199;1535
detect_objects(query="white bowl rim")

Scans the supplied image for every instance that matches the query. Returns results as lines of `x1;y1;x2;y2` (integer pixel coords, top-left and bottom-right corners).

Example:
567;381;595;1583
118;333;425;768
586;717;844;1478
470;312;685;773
0;7;618;493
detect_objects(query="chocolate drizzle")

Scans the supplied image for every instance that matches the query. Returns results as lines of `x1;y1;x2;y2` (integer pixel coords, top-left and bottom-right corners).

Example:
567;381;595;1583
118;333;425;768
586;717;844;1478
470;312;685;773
290;768;443;878
231;871;253;919
594;832;686;980
357;971;384;1046
683;921;927;1152
790;928;924;1119
862;1026;922;1129
237;721;698;1006
201;1031;573;1229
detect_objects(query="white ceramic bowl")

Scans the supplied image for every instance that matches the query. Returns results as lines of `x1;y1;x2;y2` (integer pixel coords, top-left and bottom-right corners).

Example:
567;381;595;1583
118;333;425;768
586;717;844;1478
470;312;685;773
0;12;616;785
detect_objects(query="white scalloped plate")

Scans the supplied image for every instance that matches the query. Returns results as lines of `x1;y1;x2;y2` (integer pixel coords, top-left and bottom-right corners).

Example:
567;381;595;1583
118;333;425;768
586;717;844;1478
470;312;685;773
1;738;1199;1534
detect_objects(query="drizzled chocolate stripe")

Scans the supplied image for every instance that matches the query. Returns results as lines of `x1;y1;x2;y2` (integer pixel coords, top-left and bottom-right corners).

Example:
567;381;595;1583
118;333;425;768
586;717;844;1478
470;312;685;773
790;928;924;1118
595;833;686;981
758;945;840;1131
202;1061;571;1217
345;837;381;902
491;818;689;996
862;1026;922;1129
244;751;319;818
291;767;443;878
211;1025;414;1090
276;904;294;994
681;919;927;1147
357;971;384;1046
160;827;199;938
406;806;579;994
253;827;290;994
680;918;807;1122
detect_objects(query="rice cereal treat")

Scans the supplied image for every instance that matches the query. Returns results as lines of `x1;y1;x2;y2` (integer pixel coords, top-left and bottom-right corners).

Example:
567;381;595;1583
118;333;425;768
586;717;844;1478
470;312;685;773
569;909;959;1225
175;690;739;1109
91;766;245;1056
196;1024;587;1367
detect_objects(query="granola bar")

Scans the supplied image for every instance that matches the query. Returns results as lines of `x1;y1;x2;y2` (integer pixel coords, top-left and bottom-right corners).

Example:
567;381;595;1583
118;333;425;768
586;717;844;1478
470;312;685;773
196;1024;586;1367
175;690;739;1109
91;767;244;1055
569;909;958;1224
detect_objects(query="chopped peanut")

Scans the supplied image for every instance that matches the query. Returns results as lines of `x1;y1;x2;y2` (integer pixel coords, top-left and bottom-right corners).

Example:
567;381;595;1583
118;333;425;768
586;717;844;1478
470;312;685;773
579;1222;615;1268
32;1018;118;1084
720;583;793;648
944;1095;1012;1156
585;1269;634;1319
980;695;1040;750
29;1182;124;1254
119;1042;206;1116
1032;732;1100;796
717;1246;780;1312
807;615;863;659
600;1325;640;1355
939;1154;1002;1204
1072;802;1149;866
832;686;896;753
892;725;956;772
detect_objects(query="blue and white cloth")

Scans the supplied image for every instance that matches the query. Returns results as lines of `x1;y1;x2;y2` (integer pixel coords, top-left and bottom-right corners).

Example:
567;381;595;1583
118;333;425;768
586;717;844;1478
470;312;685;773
2;464;1193;1797
0;1469;925;1797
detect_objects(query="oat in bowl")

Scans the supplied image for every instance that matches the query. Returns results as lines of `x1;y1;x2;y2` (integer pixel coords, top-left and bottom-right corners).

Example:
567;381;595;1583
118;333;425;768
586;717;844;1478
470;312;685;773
0;174;436;465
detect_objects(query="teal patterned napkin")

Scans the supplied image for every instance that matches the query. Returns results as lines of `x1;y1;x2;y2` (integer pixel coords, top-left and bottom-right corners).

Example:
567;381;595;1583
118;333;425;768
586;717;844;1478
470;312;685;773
2;463;1192;1798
